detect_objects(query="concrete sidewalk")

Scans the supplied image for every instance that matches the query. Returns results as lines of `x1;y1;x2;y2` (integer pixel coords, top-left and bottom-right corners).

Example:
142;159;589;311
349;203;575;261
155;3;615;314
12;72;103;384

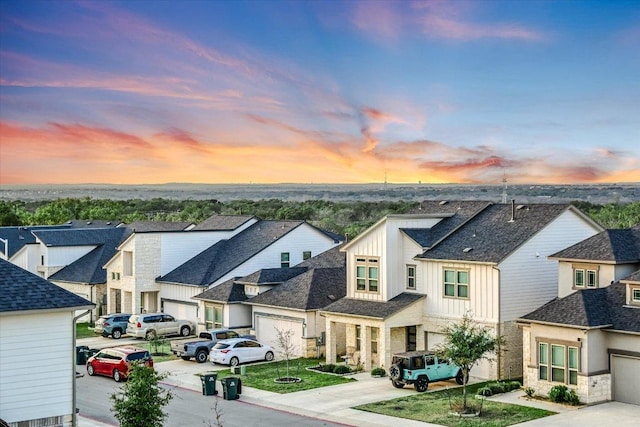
79;360;640;427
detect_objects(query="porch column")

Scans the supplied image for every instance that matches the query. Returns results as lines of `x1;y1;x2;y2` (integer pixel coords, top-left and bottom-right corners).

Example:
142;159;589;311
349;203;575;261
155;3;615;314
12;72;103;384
416;323;425;351
362;326;371;371
381;326;391;370
326;320;337;365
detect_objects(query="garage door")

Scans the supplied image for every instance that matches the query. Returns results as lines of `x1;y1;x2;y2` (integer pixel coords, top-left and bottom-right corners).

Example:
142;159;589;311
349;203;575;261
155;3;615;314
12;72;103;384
163;301;198;326
612;355;640;405
255;315;304;357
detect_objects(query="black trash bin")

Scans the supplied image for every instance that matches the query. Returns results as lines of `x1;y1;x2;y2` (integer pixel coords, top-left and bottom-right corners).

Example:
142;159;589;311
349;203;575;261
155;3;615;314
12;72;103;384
220;377;240;400
200;372;218;396
76;345;89;365
86;348;99;358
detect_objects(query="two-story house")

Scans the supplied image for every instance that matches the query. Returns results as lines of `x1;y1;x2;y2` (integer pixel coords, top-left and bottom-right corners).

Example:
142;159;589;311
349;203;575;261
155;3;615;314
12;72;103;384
103;215;257;318
158;219;343;333
320;200;602;378
518;226;640;405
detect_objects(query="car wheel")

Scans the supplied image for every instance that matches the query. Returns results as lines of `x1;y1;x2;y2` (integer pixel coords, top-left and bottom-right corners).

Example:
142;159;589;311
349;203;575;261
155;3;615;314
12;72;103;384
112;329;122;339
265;351;274;362
389;364;402;380
455;370;467;385
414;375;429;392
229;357;240;367
113;369;123;382
146;330;156;340
195;350;208;363
180;326;191;337
87;364;95;376
391;380;404;389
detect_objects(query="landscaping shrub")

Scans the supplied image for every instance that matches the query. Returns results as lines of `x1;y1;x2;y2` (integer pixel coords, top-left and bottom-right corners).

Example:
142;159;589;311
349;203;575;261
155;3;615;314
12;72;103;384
488;382;507;394
549;385;568;403
477;386;493;397
566;389;581;406
523;386;535;398
371;367;386;377
509;380;522;391
333;365;352;375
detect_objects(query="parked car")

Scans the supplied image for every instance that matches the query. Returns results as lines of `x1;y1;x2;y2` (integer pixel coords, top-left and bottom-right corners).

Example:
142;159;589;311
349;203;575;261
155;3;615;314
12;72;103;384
209;338;275;366
94;313;132;339
171;329;256;363
388;351;465;392
86;346;153;382
126;313;195;339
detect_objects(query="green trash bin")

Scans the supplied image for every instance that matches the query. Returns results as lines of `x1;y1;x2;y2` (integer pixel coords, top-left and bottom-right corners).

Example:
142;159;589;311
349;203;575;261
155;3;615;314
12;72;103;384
200;372;218;396
220;377;240;400
76;345;89;365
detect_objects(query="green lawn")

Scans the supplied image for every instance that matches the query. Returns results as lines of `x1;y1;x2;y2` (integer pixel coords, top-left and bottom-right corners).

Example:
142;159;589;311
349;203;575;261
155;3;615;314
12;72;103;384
75;322;96;339
355;382;556;427
215;358;356;393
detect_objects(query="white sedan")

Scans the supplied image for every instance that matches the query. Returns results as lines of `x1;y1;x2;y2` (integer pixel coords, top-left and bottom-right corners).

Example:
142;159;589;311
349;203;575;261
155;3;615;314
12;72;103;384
210;338;275;366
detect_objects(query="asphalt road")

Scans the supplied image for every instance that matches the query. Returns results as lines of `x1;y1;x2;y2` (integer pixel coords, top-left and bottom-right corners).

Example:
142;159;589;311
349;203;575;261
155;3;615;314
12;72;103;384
76;365;348;427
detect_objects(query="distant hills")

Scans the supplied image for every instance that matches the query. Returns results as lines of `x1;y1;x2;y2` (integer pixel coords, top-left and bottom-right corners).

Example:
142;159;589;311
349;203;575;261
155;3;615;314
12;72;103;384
1;183;639;204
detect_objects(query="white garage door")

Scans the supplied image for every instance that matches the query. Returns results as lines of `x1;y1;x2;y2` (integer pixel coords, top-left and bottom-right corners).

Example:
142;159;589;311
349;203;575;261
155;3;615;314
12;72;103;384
255;315;304;357
612;355;640;405
163;301;198;326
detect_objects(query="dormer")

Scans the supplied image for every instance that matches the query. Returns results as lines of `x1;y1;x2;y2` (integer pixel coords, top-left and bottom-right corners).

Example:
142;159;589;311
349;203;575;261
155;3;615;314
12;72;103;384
621;270;640;307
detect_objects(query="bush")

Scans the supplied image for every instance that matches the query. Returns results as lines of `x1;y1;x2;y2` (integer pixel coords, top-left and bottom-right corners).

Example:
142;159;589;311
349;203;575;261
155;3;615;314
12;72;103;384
371;367;386;377
488;382;507;394
509;380;522;391
477;386;493;397
316;363;336;372
333;365;352;375
549;385;568;403
523;386;535;398
566;389;580;406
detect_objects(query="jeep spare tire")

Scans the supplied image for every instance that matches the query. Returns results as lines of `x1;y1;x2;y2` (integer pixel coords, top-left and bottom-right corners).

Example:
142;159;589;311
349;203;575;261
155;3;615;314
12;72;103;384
389;364;402;380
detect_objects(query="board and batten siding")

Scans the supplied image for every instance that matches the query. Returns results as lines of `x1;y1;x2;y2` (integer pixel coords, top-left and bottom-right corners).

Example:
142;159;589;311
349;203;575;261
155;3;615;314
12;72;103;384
345;221;386;301
208;224;339;287
422;261;500;323
0;312;74;423
499;209;600;321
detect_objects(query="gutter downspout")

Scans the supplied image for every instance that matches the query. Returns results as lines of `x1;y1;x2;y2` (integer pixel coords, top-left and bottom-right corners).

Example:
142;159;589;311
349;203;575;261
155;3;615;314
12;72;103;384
492;265;502;380
73;309;91;427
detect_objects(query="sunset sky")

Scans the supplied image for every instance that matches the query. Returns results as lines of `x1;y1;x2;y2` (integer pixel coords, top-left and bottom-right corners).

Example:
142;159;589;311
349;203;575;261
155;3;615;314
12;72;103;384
1;0;638;185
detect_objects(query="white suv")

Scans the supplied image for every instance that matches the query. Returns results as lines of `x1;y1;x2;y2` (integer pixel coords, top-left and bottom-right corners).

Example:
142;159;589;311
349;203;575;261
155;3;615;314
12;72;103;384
126;313;195;339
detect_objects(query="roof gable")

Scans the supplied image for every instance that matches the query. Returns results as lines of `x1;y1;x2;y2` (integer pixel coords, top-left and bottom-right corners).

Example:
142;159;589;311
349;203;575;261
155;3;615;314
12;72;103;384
0;259;93;313
192;214;256;231
550;226;640;263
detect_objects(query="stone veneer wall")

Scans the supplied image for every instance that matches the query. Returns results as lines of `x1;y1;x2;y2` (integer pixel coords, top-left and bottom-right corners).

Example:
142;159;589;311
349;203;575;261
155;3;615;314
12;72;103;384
500;320;524;380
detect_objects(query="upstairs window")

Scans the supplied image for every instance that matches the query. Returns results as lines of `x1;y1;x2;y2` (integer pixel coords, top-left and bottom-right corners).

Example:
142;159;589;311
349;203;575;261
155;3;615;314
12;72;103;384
573;265;598;289
444;269;469;299
303;251;312;260
631;287;640;306
355;257;379;293
281;252;290;268
406;264;416;290
123;251;133;276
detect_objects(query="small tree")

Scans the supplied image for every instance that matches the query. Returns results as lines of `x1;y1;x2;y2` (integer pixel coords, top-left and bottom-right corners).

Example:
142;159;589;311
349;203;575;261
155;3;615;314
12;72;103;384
110;363;173;427
275;327;297;380
434;313;505;414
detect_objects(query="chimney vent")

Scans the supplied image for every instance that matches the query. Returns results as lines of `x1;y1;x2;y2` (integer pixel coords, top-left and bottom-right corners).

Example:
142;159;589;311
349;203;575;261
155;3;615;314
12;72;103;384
510;200;516;222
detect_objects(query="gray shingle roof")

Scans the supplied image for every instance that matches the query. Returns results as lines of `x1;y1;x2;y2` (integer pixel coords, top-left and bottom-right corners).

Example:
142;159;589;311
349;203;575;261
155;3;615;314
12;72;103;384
549;226;640;263
192;278;247;303
192;215;256;231
235;268;307;285
321;292;425;319
0;259;94;313
32;227;125;247
48;228;131;284
0;225;68;258
156;220;306;286
418;203;573;263
126;221;193;232
295;244;346;268
621;269;640;283
247;267;346;310
519;283;640;333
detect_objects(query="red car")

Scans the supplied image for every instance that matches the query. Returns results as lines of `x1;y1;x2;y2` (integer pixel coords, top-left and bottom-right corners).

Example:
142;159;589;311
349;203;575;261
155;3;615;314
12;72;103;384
86;346;153;382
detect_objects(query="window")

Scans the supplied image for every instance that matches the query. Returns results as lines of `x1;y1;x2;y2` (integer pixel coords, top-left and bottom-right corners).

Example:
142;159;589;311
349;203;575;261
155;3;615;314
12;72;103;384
444;269;469;298
538;340;580;385
406;264;416;289
123;251;133;276
633;288;640;304
355;257;379;292
539;343;548;380
303;251;312;260
205;304;223;329
111;272;121;280
281;252;290;268
371;327;378;354
356;325;361;351
573;265;598;289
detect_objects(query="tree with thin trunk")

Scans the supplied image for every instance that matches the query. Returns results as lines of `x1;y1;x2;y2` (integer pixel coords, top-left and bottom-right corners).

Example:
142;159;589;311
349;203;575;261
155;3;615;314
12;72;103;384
434;313;506;414
110;363;173;427
275;327;297;380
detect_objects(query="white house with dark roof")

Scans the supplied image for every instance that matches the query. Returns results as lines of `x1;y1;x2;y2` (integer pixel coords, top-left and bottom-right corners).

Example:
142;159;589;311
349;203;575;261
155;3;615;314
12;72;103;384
0;259;94;427
320;200;603;376
103;215;257;317
159;220;343;333
518;225;640;406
